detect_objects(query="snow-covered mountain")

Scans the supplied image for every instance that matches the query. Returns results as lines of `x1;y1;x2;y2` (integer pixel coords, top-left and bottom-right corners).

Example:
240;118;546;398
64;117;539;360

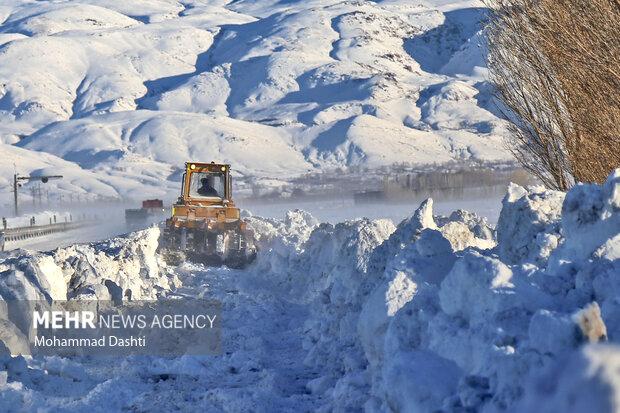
0;0;511;202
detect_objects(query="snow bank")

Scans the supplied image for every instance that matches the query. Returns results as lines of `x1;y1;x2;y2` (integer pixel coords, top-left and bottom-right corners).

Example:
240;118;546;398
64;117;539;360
0;170;619;411
244;170;620;411
0;226;172;302
243;199;495;410
0;227;176;355
356;170;620;411
54;227;177;301
516;344;620;412
496;183;565;265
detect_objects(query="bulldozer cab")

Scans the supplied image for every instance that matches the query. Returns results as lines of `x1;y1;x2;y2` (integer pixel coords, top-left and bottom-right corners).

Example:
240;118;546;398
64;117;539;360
181;162;232;204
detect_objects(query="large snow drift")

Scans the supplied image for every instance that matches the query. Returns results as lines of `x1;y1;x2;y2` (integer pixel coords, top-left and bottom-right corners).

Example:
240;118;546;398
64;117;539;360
1;170;619;411
0;0;512;204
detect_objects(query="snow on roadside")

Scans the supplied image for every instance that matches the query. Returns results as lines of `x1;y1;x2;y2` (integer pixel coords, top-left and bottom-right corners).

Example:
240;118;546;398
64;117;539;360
4;211;73;228
0;227;177;354
356;170;620;411
0;170;619;411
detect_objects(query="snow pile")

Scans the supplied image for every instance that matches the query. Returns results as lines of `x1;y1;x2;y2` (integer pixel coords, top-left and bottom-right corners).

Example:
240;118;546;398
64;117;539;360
0;227;175;355
496;183;565;265
241;199;495;410
0;171;619;410
298;219;395;410
354;170;620;411
242;169;620;411
53;227;177;300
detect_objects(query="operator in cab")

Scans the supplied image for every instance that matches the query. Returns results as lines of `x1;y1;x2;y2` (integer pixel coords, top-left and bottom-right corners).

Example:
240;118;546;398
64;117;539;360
197;175;220;197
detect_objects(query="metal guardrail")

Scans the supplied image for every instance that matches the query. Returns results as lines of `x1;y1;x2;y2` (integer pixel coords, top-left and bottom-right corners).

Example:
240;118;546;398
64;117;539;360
0;221;96;249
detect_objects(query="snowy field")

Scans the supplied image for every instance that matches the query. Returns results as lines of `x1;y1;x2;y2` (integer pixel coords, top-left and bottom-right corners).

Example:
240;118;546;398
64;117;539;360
0;171;619;411
0;0;512;205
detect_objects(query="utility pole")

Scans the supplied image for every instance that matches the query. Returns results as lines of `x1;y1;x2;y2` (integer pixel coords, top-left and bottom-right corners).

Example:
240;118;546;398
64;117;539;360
12;174;63;217
13;173;18;217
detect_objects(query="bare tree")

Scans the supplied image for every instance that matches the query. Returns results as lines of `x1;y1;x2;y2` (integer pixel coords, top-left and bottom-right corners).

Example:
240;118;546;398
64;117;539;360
485;0;620;189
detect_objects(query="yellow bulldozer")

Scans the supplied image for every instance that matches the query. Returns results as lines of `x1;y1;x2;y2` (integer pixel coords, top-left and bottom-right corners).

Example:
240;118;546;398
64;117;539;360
158;161;257;268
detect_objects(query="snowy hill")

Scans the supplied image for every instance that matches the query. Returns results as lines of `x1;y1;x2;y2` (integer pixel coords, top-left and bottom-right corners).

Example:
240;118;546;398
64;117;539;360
0;0;511;202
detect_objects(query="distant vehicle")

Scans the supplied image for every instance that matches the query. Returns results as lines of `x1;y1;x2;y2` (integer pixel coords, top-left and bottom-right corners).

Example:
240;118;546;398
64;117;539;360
157;162;257;268
125;199;167;229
